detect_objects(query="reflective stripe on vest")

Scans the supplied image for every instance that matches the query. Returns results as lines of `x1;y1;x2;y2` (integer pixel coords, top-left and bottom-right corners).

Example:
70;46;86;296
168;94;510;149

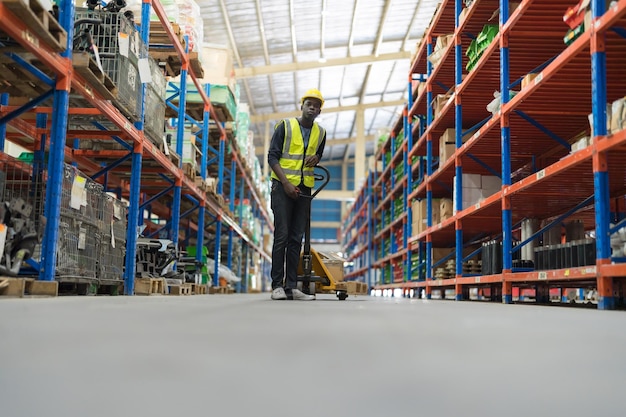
271;118;325;187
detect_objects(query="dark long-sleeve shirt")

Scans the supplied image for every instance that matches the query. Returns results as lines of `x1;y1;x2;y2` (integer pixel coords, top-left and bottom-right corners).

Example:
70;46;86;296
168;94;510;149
267;119;326;169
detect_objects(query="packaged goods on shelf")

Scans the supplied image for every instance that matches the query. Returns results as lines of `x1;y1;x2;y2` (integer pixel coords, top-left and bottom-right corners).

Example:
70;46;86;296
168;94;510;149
521;73;540;89
184;83;237;122
610;224;626;258
128;0;204;52
439;198;453;221
427;34;453;68
199;44;236;95
570;136;590;153
411;198;441;236
453;173;497;213
376;128;391;151
534;239;596;270
587;104;612;136
486;90;518;115
125;0;180;23
432;92;452;116
466;25;498;71
438;127;472;163
610;97;626;134
167;125;199;168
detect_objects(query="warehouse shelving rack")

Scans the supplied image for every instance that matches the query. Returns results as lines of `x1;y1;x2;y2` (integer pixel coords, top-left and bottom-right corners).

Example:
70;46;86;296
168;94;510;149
0;0;271;293
342;0;626;309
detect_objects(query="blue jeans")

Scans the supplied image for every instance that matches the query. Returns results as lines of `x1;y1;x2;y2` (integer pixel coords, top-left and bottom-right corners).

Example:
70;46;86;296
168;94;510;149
270;180;311;290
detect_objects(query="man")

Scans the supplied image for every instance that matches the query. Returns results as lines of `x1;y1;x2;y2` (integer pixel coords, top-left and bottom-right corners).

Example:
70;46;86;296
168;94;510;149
267;89;327;300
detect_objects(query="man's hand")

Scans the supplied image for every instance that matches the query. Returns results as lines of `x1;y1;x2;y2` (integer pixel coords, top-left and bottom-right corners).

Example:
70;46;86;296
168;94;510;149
282;182;301;199
304;155;319;167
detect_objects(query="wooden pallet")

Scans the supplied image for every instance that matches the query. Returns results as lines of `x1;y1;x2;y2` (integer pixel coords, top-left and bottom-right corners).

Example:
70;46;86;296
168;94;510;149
191;283;207;295
169;283;192;295
72;52;117;100
209;286;233;294
2;0;67;52
0;277;58;297
146;22;184;46
134;277;165;295
149;50;203;78
335;281;368;295
183;162;196;181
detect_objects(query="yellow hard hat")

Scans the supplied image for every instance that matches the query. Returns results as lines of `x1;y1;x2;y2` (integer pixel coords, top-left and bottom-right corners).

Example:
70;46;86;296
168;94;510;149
301;88;324;108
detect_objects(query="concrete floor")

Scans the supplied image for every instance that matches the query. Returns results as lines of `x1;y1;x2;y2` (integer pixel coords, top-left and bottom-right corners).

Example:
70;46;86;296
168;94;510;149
0;294;624;417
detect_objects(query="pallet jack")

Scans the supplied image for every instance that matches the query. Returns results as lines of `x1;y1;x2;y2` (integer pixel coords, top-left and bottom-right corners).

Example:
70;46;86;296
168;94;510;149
296;166;349;300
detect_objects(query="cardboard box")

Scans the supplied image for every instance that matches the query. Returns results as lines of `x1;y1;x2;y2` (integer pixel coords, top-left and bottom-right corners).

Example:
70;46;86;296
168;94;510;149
481;175;501;191
588;104;612;137
438;128;472;162
610;97;626;134
571;136;590;153
432;93;452;116
411;199;441;235
440;198;453;220
521;73;539;89
463;173;482;189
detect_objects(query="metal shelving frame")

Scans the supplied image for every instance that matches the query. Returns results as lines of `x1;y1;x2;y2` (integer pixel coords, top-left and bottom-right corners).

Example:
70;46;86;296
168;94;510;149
0;0;272;293
342;0;626;309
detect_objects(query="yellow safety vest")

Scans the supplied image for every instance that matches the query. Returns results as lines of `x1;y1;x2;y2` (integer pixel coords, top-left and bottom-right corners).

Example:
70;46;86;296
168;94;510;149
271;118;324;188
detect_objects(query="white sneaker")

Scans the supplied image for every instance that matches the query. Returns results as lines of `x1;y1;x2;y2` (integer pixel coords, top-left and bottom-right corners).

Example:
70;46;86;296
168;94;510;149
291;288;315;301
271;287;287;300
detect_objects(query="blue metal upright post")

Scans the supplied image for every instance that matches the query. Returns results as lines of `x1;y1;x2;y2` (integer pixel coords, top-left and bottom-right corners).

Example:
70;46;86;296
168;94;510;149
367;172;373;288
171;37;190;253
227;159;236;273
123;2;151;294
500;0;513;304
454;0;464;300
591;0;613;309
403;109;410;282
40;0;74;282
213;131;225;286
195;84;211;283
425;36;433;287
0;93;8;151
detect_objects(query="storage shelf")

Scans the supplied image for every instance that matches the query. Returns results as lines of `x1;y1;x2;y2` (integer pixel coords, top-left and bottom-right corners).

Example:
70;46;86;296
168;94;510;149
342;0;626;309
0;0;271;291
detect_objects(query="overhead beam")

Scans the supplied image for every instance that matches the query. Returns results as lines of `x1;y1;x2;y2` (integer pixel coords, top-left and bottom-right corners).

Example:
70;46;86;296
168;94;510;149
235;51;411;79
250;99;405;123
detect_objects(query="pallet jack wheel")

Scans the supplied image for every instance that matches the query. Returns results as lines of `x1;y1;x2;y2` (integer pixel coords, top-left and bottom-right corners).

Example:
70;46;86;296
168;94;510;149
337;291;348;301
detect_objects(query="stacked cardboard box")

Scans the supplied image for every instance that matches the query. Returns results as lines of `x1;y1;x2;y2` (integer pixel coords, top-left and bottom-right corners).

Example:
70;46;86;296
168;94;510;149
411;198;441;236
453;174;501;214
438;127;472;163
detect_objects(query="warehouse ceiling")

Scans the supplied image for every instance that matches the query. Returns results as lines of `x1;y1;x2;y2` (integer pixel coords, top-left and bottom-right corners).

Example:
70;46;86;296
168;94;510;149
196;0;439;164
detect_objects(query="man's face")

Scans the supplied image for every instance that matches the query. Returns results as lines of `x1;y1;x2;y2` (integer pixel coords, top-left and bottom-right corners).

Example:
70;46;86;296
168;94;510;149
301;98;322;119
